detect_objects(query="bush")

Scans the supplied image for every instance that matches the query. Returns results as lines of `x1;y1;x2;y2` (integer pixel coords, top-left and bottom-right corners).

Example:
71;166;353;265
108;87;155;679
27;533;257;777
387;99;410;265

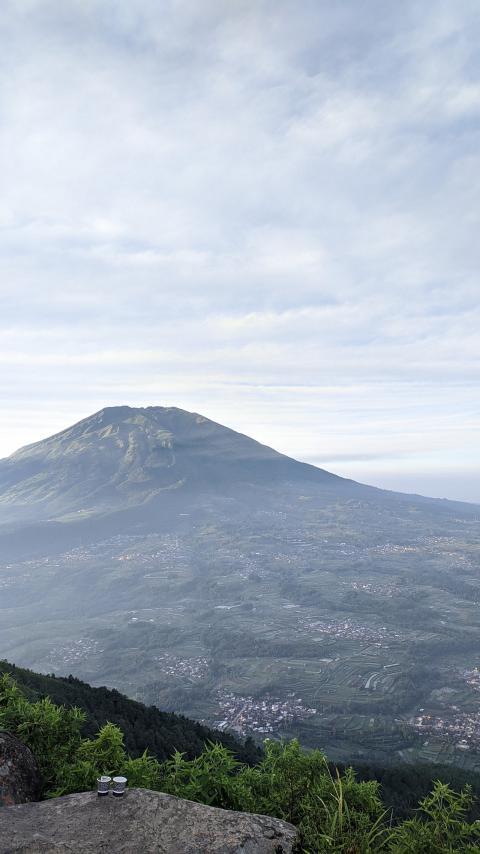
0;674;84;791
389;781;480;853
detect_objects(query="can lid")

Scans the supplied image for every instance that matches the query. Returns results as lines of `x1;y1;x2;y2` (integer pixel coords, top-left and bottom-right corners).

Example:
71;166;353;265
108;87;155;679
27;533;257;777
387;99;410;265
97;776;112;783
112;776;127;784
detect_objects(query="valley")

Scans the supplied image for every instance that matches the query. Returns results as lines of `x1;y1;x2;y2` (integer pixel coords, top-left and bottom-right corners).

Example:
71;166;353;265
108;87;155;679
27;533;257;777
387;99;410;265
0;408;479;775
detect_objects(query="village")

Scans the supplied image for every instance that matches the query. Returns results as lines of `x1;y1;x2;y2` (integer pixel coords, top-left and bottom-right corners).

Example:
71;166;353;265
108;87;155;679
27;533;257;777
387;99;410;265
410;709;480;751
300;616;403;644
347;580;398;597
152;652;209;681
464;667;480;692
212;690;317;736
46;637;102;667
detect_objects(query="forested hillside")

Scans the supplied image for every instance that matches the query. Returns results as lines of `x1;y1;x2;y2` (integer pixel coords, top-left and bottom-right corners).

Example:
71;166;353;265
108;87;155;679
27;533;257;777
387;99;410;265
0;660;260;764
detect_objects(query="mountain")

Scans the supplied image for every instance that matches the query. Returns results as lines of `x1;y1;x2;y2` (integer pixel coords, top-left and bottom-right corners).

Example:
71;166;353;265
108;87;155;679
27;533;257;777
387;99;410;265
0;406;341;524
0;406;479;773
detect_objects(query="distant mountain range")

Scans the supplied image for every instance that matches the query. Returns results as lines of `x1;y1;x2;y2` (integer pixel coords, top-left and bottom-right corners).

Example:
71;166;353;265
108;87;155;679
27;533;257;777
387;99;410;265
1;406;479;772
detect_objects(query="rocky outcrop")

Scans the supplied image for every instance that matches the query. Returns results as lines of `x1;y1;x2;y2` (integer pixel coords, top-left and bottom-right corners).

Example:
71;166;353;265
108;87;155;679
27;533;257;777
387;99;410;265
0;731;41;807
0;787;298;853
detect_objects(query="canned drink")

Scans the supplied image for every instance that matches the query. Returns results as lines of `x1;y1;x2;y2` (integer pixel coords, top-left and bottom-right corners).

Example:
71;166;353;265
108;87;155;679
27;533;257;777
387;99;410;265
112;776;127;797
97;776;111;796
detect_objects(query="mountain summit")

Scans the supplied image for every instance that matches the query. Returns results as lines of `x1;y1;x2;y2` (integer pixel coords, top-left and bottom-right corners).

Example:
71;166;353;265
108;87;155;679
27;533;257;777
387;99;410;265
0;406;339;522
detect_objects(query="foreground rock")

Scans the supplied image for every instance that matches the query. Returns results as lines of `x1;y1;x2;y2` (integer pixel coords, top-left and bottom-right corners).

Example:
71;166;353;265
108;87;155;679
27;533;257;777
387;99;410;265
0;731;41;807
0;787;298;853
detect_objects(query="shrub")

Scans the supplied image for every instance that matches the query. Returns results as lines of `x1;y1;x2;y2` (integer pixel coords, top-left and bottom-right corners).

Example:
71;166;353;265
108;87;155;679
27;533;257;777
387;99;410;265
389;781;480;853
0;674;84;791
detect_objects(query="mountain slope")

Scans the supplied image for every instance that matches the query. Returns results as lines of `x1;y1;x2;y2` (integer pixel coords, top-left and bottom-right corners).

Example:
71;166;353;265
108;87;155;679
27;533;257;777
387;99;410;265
0;406;341;524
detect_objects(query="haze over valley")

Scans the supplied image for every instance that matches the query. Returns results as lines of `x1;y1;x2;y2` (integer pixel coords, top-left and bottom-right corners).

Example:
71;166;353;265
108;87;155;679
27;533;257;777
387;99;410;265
1;405;479;772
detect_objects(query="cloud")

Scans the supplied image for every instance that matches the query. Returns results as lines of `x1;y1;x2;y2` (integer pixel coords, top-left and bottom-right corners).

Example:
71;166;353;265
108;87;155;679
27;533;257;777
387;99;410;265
0;0;479;500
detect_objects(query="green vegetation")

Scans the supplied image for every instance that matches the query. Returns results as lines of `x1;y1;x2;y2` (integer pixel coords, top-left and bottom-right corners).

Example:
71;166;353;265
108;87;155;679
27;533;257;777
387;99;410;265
2;673;480;853
0;660;260;765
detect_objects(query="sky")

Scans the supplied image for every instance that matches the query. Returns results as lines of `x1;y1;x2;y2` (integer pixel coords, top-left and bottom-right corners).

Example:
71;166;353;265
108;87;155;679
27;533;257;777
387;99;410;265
1;0;479;503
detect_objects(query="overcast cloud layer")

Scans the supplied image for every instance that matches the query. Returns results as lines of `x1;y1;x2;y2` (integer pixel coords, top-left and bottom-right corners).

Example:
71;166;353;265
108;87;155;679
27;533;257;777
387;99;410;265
1;1;479;502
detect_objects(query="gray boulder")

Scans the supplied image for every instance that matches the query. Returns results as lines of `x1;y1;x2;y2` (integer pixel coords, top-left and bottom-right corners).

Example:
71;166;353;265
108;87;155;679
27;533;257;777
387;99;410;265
0;731;41;807
0;787;298;853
